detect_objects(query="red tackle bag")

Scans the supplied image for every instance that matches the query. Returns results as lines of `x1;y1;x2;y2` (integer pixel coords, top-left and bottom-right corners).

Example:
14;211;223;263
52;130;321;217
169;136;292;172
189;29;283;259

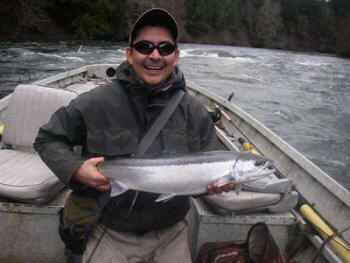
195;222;287;263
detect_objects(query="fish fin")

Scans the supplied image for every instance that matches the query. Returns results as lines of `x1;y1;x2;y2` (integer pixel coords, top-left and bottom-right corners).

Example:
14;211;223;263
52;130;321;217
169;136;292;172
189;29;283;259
110;180;129;197
235;184;242;195
155;194;176;202
217;176;232;187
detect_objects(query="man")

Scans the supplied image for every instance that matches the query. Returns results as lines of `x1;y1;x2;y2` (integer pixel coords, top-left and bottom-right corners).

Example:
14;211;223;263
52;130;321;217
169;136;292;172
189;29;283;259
34;8;234;263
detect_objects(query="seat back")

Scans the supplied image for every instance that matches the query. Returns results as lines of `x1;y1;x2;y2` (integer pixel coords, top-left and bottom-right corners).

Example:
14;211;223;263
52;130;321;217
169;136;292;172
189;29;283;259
2;85;77;151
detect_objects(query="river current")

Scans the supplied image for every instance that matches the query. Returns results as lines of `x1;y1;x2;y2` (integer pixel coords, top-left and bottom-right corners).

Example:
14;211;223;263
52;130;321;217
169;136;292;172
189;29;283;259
0;41;349;190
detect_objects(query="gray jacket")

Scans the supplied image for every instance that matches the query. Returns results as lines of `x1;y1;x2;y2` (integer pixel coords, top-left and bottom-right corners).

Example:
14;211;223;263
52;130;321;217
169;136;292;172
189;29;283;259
34;61;218;233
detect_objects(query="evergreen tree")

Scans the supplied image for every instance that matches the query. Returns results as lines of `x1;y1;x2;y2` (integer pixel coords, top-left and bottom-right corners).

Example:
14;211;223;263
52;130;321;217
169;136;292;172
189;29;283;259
329;0;350;56
52;0;128;40
186;0;239;35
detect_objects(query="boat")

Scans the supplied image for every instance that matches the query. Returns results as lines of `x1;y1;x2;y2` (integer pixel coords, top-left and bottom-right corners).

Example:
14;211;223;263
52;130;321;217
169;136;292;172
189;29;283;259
0;64;349;263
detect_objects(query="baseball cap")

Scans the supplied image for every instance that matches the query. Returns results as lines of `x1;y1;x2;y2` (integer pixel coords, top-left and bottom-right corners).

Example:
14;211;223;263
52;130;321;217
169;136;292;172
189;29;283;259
129;8;179;45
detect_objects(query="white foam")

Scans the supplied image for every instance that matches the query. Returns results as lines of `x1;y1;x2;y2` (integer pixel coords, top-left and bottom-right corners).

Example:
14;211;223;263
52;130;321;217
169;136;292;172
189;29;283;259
296;61;329;67
180;49;254;62
36;52;84;62
179;49;195;58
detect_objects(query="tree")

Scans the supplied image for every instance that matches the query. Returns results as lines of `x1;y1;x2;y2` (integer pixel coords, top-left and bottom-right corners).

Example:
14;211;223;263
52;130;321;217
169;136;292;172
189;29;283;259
255;0;283;47
330;0;350;56
0;0;53;39
336;13;350;56
52;0;128;40
214;0;240;31
186;0;240;35
329;0;350;18
280;0;299;34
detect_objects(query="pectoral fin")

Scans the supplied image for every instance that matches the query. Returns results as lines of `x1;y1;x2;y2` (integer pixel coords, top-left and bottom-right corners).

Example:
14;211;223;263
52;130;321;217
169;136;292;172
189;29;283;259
110;180;129;197
234;184;243;195
155;193;176;202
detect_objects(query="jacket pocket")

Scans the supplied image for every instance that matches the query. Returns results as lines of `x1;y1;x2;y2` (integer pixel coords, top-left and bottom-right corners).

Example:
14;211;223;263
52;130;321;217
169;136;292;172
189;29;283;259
86;127;139;156
187;130;201;152
161;128;189;153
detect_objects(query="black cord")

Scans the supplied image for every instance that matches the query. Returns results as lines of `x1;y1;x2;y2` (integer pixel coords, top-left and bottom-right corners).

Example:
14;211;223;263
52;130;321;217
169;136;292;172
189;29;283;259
311;225;350;263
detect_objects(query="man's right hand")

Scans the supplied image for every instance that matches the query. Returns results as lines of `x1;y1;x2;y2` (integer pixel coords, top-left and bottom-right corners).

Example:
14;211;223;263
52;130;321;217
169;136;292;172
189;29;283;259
72;157;111;192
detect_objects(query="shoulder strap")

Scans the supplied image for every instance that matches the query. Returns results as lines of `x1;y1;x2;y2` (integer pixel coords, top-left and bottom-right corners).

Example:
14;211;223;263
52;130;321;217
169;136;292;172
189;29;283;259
135;89;185;157
128;89;185;214
100;89;185;209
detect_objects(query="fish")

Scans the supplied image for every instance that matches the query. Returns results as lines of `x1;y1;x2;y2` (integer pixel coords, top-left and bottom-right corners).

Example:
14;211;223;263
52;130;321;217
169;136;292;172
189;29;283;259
98;150;275;202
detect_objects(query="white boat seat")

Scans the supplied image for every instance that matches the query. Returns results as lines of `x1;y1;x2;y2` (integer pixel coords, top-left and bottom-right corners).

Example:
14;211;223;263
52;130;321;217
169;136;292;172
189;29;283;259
0;85;77;204
203;190;298;215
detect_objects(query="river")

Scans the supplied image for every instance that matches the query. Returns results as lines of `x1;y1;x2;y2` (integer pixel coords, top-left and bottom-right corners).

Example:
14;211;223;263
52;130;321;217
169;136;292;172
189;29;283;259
0;41;349;190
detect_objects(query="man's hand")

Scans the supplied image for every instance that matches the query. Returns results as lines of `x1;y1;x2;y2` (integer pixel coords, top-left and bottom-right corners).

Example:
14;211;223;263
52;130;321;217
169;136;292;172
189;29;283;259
72;157;111;192
206;182;236;195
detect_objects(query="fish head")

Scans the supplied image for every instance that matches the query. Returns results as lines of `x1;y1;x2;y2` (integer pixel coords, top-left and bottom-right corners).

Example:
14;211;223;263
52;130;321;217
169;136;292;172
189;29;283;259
231;152;275;184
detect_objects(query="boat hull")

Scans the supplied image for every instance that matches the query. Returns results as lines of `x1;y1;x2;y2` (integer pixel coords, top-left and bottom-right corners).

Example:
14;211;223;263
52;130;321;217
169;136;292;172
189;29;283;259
0;64;348;262
0;202;64;262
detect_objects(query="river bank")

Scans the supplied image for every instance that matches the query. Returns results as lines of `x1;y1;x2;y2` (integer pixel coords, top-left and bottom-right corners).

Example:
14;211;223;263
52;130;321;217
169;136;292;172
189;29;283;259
0;30;344;58
1;0;349;57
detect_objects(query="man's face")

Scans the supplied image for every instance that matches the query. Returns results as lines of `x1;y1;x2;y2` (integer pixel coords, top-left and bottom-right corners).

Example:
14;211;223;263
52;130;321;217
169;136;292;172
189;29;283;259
126;26;179;89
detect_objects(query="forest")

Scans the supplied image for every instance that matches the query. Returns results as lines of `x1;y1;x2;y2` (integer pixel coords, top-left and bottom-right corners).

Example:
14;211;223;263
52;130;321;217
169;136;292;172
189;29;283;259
0;0;349;56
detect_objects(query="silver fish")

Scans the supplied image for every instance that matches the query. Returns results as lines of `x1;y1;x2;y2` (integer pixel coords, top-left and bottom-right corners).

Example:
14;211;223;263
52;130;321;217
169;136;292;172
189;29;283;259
98;151;275;202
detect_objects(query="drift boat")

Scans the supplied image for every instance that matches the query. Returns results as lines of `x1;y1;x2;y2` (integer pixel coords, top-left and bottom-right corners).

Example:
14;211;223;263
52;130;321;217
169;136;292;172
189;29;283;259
0;64;349;263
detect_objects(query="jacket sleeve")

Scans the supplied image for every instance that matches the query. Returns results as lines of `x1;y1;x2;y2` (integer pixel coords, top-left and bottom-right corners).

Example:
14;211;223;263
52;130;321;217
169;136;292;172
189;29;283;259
33;99;87;186
199;112;218;152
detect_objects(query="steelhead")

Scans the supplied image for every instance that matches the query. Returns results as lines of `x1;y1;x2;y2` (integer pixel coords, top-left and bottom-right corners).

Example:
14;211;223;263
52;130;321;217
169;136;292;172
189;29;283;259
98;151;275;201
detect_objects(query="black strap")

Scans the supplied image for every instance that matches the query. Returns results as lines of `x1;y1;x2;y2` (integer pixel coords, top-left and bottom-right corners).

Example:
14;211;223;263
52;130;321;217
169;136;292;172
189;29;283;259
135;89;185;157
98;89;185;208
86;88;185;261
128;89;184;214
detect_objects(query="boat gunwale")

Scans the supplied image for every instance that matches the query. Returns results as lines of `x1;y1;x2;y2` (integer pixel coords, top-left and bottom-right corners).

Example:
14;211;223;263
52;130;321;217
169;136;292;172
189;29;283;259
186;82;350;209
0;201;62;215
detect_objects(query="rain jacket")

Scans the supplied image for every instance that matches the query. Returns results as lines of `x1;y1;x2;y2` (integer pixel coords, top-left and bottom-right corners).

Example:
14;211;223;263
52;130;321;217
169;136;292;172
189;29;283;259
34;61;218;234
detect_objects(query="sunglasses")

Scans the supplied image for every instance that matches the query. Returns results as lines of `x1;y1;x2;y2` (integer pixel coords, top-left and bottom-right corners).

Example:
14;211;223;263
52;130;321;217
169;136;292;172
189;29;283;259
131;41;177;56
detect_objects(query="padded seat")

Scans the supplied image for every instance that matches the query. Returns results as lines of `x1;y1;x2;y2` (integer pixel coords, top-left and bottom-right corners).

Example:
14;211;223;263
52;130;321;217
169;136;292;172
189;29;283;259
0;85;77;204
0;150;63;203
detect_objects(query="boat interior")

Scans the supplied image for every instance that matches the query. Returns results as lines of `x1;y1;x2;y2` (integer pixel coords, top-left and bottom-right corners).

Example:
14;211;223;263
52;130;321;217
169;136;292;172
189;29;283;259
0;64;349;263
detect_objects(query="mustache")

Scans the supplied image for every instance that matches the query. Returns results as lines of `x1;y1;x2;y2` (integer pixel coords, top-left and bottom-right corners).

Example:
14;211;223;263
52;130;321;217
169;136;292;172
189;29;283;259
143;61;166;67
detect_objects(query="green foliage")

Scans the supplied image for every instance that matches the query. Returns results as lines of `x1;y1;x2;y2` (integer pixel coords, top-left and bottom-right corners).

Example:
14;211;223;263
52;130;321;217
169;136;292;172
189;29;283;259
186;0;239;35
215;0;240;31
280;0;299;33
329;0;350;56
281;0;333;39
0;0;345;55
0;0;54;38
329;0;350;18
185;0;338;53
52;0;128;40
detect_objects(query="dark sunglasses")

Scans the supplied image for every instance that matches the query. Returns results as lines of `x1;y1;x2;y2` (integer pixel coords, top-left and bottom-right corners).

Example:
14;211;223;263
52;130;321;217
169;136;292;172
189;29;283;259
131;41;177;56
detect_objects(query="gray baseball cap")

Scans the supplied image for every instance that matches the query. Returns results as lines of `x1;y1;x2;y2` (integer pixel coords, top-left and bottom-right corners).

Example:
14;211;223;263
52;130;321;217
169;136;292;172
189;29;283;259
129;8;179;45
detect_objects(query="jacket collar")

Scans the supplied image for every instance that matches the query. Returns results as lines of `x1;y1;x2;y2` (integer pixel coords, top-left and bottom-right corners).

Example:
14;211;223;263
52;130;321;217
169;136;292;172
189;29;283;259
116;61;185;95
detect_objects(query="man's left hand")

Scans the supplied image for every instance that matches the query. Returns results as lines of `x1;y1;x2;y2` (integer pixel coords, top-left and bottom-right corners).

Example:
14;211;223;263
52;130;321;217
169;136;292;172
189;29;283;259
206;182;236;195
